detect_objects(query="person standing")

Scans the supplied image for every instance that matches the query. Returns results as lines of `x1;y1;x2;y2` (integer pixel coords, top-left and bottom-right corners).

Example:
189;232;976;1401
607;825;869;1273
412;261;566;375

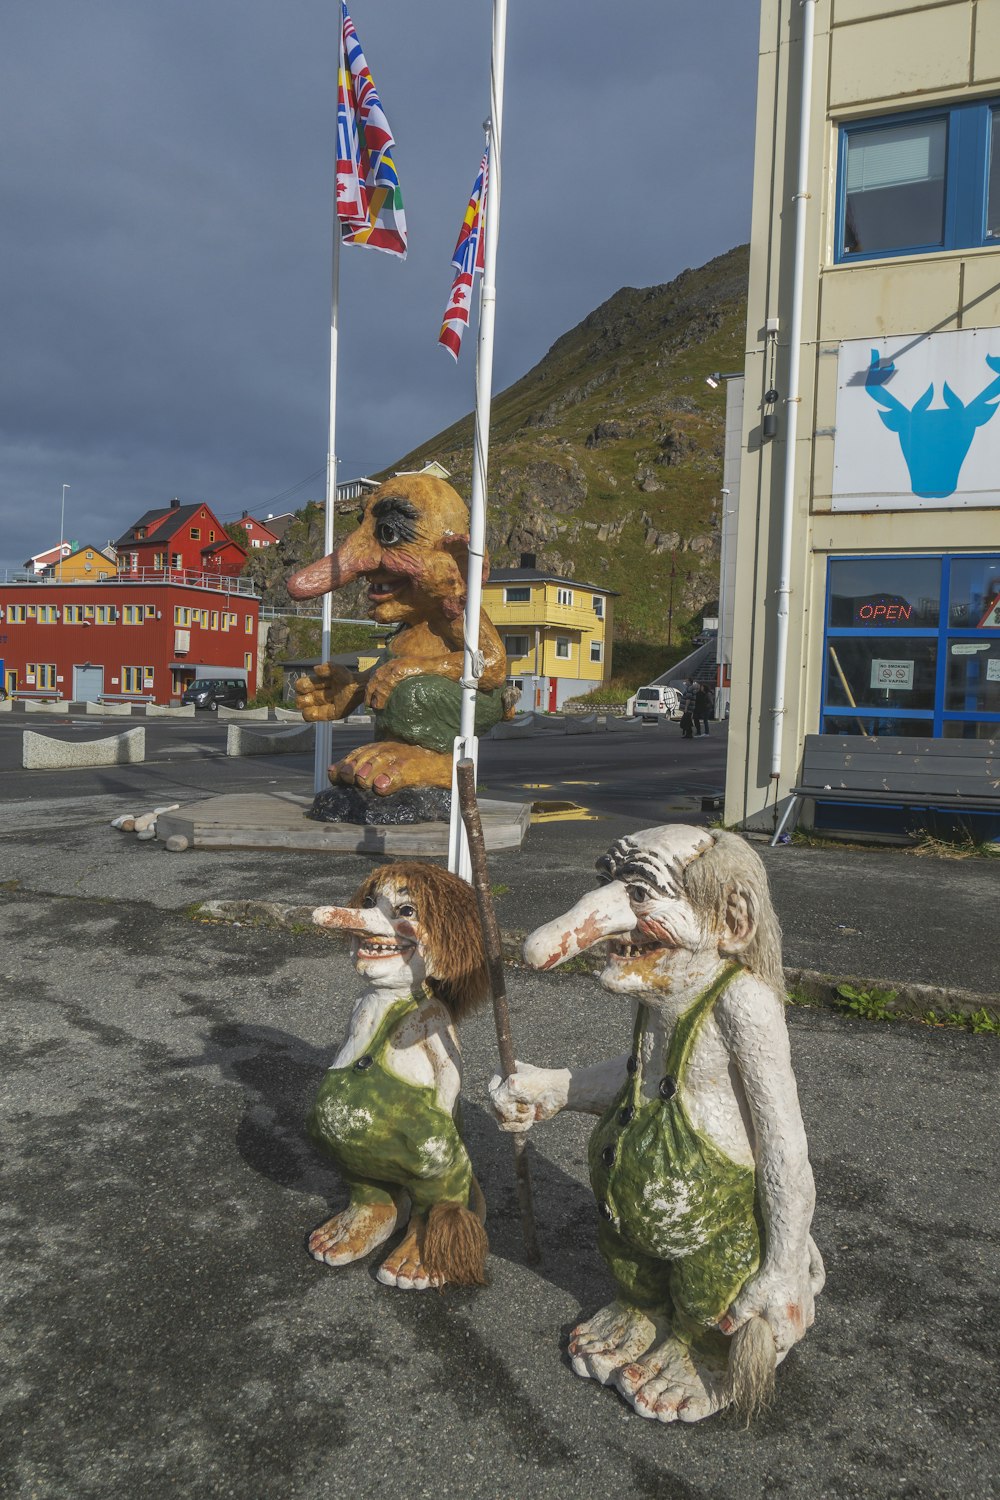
694;681;714;737
679;678;698;738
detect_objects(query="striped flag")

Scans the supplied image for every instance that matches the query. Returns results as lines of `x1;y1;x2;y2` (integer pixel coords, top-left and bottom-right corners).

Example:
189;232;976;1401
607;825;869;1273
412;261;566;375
336;2;406;257
439;146;489;360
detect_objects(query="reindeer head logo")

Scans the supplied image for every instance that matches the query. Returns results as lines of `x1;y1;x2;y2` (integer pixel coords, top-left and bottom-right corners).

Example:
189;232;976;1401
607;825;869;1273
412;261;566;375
865;348;1000;499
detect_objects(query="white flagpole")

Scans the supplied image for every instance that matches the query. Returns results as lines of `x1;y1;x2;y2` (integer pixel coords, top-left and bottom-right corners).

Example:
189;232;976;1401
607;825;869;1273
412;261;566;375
313;161;342;793
448;0;508;878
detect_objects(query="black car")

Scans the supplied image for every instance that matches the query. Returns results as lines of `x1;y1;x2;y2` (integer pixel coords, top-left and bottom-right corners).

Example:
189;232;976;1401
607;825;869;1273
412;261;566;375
181;678;248;711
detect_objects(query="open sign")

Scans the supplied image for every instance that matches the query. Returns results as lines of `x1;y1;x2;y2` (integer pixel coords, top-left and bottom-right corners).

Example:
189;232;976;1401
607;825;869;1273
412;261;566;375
854;594;913;624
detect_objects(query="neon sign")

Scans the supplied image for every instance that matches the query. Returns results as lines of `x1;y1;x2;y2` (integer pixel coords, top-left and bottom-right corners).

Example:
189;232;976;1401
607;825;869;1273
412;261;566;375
853;594;913;625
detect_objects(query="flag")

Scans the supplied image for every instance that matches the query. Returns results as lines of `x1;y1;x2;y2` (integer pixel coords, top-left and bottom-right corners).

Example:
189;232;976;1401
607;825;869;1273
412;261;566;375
438;146;489;360
336;2;406;257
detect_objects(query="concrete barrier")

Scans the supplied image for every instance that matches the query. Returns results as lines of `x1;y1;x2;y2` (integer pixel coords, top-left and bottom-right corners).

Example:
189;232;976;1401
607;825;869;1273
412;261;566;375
272;706;305;722
217;706;270;721
23;726;145;769
564;713;598;734
86;701;134;715
226;723;315;757
141;704;196;718
23;700;71;714
604;715;645;733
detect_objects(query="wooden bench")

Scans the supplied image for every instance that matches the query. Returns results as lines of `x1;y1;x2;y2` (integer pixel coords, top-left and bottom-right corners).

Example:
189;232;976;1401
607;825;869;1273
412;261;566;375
771;734;1000;846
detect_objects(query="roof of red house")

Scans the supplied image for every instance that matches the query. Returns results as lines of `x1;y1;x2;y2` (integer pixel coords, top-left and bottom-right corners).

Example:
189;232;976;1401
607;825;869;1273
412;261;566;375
115;502;205;548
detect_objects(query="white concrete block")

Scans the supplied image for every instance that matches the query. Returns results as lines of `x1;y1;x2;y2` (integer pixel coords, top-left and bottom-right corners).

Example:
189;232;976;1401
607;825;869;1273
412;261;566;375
226;723;315;757
22;727;146;769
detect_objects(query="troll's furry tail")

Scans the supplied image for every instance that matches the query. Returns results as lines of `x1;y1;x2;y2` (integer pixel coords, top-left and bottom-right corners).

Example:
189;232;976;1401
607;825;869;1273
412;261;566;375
423;1202;489;1287
725;1316;776;1423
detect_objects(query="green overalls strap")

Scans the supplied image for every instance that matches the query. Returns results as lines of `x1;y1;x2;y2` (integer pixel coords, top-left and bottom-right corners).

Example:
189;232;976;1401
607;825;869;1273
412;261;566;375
373;673;505;755
588;963;761;1339
308;991;473;1215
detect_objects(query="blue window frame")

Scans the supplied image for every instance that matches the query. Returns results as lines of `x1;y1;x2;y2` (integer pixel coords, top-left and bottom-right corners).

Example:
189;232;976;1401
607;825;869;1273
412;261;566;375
836;100;1000;263
821;554;1000;738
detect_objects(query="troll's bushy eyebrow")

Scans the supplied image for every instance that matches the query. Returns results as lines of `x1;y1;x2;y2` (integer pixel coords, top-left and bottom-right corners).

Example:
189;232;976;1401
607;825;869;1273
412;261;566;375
371;496;419;541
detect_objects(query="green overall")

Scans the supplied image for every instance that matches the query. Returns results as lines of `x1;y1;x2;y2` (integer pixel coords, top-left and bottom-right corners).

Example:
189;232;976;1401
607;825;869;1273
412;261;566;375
308;992;473;1215
587;963;761;1346
373;674;505;755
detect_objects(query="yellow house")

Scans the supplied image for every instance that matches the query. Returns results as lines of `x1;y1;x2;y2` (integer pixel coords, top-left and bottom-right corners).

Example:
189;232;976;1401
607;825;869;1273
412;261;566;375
48;544;117;583
483;554;615;712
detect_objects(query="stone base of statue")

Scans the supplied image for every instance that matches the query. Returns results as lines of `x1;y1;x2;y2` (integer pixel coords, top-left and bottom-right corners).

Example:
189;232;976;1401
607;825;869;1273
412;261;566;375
307;785;452;826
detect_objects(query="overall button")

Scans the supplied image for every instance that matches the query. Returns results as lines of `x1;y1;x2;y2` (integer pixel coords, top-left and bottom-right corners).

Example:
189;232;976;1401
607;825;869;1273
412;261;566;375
602;1144;616;1167
626;1055;638;1075
619;1106;634;1125
598;1198;614;1221
354;1055;374;1071
659;1074;677;1100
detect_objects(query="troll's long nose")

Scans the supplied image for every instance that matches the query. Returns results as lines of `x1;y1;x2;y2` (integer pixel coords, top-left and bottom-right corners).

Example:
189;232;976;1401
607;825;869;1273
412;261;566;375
312;905;397;937
287;528;382;600
523;883;635;970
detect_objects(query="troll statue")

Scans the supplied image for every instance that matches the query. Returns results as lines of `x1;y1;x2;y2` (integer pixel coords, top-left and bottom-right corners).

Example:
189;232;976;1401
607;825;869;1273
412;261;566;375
308;862;490;1289
287;474;511;796
490;825;824;1422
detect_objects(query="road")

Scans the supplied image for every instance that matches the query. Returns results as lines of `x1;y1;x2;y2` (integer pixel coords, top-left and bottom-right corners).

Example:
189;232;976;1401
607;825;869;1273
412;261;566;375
0;712;727;826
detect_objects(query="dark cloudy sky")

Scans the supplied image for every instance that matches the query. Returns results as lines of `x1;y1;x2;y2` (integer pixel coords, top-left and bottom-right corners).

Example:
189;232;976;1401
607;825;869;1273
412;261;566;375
0;1;759;572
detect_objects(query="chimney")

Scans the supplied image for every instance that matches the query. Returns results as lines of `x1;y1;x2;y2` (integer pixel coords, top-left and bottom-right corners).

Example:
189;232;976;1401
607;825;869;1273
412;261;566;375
170;497;180;509
519;552;536;569
241;510;249;520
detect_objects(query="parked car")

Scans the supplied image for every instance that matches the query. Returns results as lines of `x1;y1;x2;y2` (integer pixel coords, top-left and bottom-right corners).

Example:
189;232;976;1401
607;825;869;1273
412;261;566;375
181;678;248;711
629;684;682;722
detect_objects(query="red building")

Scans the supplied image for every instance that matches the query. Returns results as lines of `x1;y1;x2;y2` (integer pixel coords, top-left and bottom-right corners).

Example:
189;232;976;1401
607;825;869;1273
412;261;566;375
0;576;260;703
237;512;281;549
115;498;247;581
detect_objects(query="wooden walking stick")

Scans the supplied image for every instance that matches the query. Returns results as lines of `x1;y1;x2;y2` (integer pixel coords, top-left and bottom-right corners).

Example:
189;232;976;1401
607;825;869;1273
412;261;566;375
456;757;541;1264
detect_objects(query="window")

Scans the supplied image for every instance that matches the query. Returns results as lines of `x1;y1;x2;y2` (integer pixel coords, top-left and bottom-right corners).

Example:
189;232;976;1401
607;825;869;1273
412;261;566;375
592;595;604;619
122;666;153;694
37;605;57;623
96;605;114;624
8;604;26;623
190;527;201;540
555;637;571;659
85;551;94;560
505;634;530;658
590;640;603;663
64;605;85;624
244;652;253;672
171;554;183;570
837;100;1000;262
504;586;530;603
145;604;156;619
153;552;166;570
209;530;216;542
557;588;574;607
244;614;253;634
123;605;143;624
210;610;219;630
822;554;1000;739
174;606;191;627
27;663;57;688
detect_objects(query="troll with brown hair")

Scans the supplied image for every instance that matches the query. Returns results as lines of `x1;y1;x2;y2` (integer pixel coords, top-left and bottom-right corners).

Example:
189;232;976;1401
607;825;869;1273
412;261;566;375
307;862;490;1289
287;474;514;796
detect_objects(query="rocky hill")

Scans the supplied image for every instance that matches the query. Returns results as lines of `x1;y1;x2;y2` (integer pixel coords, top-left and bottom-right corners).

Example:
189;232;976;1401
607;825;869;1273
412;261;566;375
388;243;749;643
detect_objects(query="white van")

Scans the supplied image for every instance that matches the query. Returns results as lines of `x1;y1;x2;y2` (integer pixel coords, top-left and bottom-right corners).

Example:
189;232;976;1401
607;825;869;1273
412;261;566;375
629;684;682;722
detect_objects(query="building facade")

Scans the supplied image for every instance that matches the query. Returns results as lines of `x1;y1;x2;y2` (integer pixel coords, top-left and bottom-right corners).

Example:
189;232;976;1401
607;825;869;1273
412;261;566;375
483;557;615;711
115;499;246;580
0;576;259;702
727;0;1000;830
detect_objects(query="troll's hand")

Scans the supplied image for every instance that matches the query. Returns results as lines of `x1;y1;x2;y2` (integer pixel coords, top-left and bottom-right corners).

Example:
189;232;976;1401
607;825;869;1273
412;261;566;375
294;664;364;722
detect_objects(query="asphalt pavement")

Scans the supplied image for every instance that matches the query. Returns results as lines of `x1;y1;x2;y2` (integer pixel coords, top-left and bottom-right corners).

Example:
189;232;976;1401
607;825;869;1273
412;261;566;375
1;714;998;1499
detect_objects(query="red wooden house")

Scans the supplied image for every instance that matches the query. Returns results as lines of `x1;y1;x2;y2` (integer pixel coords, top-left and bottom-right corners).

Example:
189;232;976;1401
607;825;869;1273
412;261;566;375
115;499;247;582
237;512;281;549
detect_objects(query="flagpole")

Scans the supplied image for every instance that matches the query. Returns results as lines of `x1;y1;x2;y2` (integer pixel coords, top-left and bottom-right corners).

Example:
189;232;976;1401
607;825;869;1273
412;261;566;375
448;0;508;878
314;197;342;794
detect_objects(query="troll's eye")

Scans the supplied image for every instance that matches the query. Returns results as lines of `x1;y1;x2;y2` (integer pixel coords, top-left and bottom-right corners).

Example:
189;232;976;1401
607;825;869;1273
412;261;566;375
376;519;401;546
627;884;650;904
396;903;417;919
361;895;377;909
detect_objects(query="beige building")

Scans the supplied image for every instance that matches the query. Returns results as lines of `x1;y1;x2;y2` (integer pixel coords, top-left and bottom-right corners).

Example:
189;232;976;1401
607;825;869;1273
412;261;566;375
727;0;1000;832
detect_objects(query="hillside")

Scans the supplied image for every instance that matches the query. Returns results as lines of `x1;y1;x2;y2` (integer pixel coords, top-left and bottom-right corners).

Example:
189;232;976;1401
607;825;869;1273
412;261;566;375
389;243;749;643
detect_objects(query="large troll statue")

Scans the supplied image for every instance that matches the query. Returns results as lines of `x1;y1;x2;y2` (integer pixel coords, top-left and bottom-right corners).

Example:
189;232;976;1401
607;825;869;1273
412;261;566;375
490;825;824;1423
308;862;490;1289
287;474;511;796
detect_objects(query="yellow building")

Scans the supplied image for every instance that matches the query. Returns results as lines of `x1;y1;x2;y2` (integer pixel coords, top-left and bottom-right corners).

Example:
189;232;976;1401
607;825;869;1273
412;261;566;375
48;544;117;583
483;555;615;712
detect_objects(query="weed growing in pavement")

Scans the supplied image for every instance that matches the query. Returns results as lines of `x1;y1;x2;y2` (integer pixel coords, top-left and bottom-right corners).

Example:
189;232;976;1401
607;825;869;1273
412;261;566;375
924;1006;1000;1036
834;983;900;1022
906;830;1000;860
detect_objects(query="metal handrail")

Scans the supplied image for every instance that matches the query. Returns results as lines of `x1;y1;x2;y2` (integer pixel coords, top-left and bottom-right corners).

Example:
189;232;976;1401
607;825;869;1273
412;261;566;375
1;567;259;597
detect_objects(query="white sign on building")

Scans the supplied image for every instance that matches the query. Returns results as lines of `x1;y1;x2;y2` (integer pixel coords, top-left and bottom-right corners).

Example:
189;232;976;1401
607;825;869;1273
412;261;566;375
832;329;1000;512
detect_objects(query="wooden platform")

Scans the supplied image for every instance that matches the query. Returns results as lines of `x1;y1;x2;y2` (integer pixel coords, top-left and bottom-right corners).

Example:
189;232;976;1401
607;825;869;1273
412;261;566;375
156;790;531;854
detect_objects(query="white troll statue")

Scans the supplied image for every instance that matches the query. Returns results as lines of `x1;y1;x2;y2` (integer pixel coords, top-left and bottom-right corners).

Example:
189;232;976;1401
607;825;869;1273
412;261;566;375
489;825;824;1423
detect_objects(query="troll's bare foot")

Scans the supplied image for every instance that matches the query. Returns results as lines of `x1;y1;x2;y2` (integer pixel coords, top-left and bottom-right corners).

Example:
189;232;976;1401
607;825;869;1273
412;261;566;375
334;742;452;796
568;1300;663;1385
308;1202;399;1267
614;1335;727;1424
376;1214;442;1291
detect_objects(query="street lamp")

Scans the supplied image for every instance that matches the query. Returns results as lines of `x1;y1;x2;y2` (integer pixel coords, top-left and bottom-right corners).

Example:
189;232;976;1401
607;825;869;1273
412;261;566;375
58;485;69;580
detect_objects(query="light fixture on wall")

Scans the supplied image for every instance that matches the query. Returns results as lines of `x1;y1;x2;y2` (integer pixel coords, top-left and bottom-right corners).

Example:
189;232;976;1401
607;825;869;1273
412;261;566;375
762;320;780;441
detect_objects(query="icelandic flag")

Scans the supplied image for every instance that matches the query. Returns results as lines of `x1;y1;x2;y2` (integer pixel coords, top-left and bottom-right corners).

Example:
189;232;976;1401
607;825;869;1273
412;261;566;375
438;146;489;360
336;2;407;257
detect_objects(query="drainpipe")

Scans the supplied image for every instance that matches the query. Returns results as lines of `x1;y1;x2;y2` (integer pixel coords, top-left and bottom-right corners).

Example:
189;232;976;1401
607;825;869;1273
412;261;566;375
770;0;818;780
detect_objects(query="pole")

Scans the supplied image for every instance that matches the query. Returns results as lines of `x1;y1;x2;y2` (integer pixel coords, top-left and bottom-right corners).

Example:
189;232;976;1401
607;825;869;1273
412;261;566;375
313;174;342;794
456;758;540;1263
448;0;508;879
59;485;69;581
